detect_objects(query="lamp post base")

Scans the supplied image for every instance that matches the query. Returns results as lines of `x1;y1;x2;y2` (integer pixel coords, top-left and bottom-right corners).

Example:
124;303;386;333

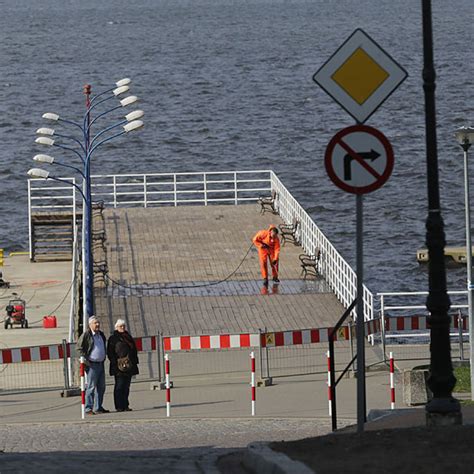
426;397;462;427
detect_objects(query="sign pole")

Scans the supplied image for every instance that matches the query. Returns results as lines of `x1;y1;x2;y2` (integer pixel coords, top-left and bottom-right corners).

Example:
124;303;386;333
356;193;366;433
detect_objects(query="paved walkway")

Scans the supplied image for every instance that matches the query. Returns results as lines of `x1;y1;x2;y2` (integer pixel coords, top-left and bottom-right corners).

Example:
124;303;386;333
0;254;71;348
94;204;345;337
0;369;401;472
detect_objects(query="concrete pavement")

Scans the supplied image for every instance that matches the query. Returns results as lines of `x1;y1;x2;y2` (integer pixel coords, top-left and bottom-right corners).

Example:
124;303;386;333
0;369;405;472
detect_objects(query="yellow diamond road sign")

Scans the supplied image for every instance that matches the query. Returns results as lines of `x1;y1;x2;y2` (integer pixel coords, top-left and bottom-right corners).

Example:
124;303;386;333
313;29;408;123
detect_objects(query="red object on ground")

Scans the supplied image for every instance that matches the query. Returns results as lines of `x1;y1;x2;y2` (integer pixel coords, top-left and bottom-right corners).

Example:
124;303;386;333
43;316;57;329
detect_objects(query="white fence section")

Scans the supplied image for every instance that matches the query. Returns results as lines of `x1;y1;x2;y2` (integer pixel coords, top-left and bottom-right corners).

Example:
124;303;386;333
89;170;272;207
27;177;78;260
270;173;374;321
27;170;374;320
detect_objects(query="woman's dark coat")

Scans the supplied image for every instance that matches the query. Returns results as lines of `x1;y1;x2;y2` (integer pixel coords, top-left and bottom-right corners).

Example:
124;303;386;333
107;330;139;376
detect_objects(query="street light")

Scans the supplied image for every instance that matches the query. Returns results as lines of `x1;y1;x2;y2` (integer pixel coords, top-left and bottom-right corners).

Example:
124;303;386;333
31;79;145;331
421;0;461;426
455;126;474;401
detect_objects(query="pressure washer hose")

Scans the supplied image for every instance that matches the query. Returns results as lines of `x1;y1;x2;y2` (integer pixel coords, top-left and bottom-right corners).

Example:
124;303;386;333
105;243;255;291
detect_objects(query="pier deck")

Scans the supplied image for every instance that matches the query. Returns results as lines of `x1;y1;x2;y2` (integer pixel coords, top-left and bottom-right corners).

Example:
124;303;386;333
95;204;346;337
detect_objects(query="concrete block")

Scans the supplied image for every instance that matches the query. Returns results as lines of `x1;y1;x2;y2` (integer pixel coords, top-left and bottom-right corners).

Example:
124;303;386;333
403;369;432;406
60;387;81;398
257;377;273;387
150;380;173;390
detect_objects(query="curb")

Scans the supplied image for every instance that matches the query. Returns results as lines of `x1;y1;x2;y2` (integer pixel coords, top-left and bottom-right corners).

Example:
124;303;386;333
242;442;314;474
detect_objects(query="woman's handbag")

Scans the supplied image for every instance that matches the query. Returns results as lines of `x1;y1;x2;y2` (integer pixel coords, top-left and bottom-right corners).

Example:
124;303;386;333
117;355;132;372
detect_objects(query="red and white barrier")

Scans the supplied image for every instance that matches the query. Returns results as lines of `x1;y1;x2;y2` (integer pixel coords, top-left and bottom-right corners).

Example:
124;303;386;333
163;333;260;351
134;336;158;352
389;352;395;410
80;356;85;419
0;343;69;364
165;353;171;417
327;350;332;416
384;314;468;331
250;351;256;416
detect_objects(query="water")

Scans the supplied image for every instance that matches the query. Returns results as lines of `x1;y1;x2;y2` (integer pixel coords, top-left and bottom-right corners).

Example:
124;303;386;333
0;0;472;294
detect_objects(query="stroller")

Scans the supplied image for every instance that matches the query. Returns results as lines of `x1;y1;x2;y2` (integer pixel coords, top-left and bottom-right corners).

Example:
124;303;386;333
4;298;28;329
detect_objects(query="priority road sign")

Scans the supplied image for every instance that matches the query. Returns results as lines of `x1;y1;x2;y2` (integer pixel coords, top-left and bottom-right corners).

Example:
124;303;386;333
325;124;394;194
313;29;408;124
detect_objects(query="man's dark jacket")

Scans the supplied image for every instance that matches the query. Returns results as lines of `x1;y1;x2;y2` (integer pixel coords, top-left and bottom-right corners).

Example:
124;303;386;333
77;329;107;360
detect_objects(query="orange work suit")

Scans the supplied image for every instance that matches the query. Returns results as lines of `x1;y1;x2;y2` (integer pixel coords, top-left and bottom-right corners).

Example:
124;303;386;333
252;225;280;280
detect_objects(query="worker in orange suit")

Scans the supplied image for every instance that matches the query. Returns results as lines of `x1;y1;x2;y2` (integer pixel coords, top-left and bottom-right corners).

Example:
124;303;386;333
253;225;280;285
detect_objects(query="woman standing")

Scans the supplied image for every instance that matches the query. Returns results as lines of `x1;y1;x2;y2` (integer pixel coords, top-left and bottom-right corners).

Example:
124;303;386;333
107;319;139;412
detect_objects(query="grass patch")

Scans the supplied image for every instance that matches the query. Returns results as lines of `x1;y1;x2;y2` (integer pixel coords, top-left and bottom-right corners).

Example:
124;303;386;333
454;365;471;392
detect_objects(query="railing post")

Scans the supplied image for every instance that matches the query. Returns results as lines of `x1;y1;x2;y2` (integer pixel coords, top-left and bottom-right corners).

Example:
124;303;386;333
234;172;238;205
174;174;177;206
144;174;148;208
204;173;208;206
113;175;117;208
28;179;33;260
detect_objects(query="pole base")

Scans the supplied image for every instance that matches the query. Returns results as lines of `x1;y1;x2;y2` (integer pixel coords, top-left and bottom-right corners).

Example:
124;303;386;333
150;380;174;390
257;377;273;387
426;397;463;426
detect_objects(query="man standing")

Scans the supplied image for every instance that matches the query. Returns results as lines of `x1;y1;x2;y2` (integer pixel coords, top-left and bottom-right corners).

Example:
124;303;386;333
253;225;280;285
77;316;109;415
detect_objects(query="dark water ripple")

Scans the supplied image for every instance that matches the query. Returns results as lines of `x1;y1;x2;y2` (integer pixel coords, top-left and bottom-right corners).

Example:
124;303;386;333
0;0;472;295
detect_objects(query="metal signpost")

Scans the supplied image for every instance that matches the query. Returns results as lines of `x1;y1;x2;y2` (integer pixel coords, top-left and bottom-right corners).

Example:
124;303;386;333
313;28;407;433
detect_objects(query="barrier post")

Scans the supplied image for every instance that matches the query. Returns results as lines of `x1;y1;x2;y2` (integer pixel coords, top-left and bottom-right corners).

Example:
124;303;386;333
457;310;464;361
0;248;4;266
62;339;70;390
348;320;355;377
390;352;395;410
157;333;162;383
251;351;256;416
80;356;85;419
327;350;332;417
165;353;171;417
380;295;387;363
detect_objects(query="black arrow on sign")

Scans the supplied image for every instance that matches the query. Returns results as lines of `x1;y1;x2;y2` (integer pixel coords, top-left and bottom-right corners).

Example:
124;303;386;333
344;149;381;181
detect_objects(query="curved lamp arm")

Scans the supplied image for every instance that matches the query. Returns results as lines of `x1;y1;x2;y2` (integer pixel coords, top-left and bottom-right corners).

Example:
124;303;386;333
33;154;85;177
27;169;86;201
35;137;86;164
87;120;143;161
90;78;131;105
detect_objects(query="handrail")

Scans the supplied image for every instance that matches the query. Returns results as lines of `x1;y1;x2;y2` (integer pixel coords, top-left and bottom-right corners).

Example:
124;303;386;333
270;172;374;321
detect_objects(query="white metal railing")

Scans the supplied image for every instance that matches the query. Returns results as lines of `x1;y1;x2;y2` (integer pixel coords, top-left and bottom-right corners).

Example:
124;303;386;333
89;170;272;207
27;170;372;319
378;290;468;316
270;172;374;321
28;177;77;260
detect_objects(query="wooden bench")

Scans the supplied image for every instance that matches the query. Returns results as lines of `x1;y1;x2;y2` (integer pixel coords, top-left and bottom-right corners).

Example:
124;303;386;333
299;250;321;279
258;190;277;215
279;218;300;246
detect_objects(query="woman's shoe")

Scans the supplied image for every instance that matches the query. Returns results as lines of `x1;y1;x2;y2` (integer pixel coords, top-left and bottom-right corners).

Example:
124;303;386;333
116;408;125;412
125;407;133;411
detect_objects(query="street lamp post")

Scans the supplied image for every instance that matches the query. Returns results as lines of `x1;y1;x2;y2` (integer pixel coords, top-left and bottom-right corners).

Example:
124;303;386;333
31;78;144;332
421;0;462;426
455;126;474;401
